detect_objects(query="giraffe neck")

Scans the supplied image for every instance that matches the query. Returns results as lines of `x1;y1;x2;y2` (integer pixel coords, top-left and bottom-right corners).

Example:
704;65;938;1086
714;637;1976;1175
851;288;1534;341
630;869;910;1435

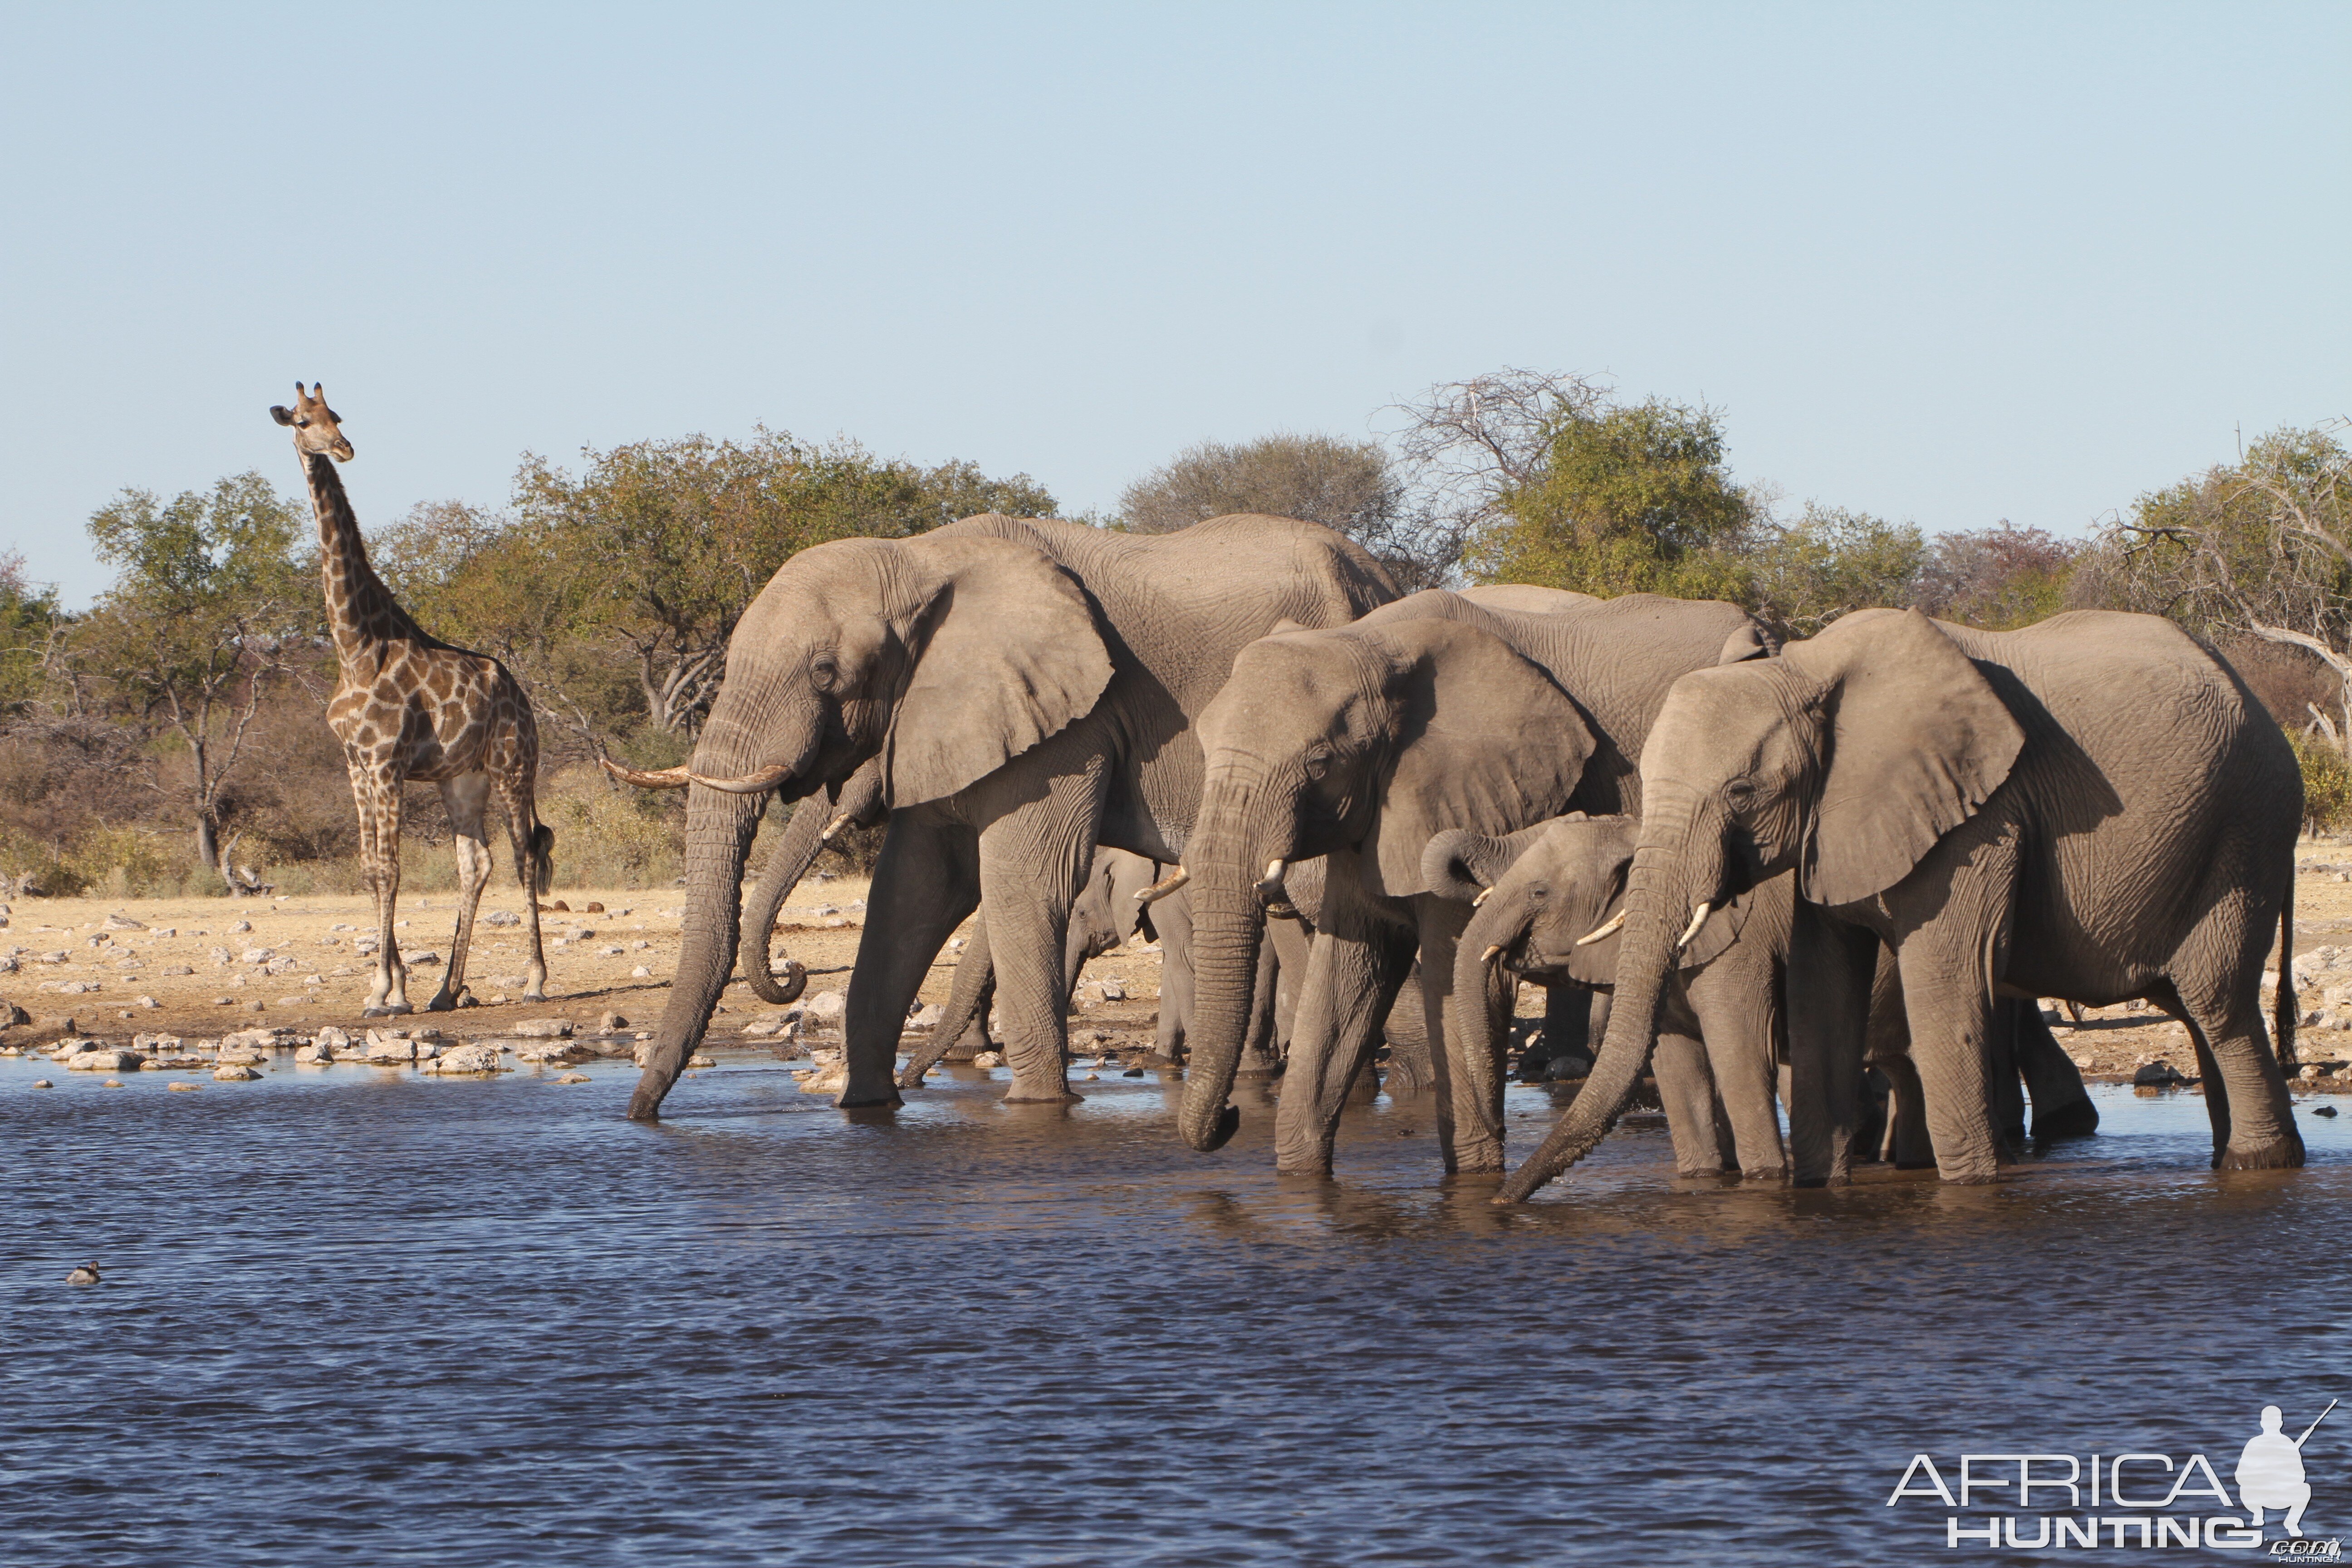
302;451;418;662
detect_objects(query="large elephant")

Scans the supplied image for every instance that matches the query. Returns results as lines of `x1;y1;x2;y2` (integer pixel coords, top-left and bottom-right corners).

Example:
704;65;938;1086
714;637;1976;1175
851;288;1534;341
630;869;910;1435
1174;588;1776;1174
1497;608;2301;1199
608;512;1395;1118
1431;813;1792;1177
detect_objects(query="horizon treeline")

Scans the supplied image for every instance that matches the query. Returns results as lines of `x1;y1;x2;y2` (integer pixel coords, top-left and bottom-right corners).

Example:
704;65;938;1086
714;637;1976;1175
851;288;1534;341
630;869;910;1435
3;369;2346;899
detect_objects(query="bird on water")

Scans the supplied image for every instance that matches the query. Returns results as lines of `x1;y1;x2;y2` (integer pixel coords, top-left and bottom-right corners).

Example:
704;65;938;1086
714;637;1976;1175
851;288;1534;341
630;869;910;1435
66;1262;100;1286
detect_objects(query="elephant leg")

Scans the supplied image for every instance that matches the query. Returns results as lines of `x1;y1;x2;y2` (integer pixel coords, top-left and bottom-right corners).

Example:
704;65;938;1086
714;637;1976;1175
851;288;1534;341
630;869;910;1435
1653;1020;1732;1177
1238;934;1280;1075
896;913;995;1088
2169;961;2304;1171
841;810;980;1107
1380;966;1434;1095
1537;983;1590;1074
1686;947;1787;1180
1154;889;1196;1064
972;821;1100;1106
1989;1004;2029;1153
1785;903;1878;1186
1267;914;1310;1051
1890;930;2005;1184
2009;998;2097;1139
1413;892;1496;1174
1272;896;1417;1175
1877;1051;1936;1168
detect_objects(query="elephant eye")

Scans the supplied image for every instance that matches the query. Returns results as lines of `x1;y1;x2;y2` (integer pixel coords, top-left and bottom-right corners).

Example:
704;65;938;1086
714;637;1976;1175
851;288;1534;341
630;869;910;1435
1529;883;1549;901
1303;746;1333;781
1724;779;1755;807
809;652;840;692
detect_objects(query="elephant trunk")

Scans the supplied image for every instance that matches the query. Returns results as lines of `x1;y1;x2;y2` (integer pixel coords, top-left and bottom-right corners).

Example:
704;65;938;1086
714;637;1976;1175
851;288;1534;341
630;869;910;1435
1495;803;1714;1200
630;782;769;1120
898;917;995;1089
737;762;883;1006
1452;887;1533;1151
736;796;824;1007
1175;779;1279;1152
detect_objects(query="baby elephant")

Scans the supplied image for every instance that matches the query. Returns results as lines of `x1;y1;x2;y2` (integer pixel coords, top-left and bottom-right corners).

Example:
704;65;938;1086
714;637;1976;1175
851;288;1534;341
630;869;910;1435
1431;813;1793;1179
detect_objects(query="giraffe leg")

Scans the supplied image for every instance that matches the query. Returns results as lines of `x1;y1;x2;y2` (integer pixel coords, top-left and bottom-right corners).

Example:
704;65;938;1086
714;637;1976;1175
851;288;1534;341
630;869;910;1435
353;765;411;1016
431;774;494;1011
495;774;551;1002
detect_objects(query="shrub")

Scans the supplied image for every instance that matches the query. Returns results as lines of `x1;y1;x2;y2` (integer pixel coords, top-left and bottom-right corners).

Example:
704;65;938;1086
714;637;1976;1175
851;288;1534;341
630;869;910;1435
2292;732;2352;833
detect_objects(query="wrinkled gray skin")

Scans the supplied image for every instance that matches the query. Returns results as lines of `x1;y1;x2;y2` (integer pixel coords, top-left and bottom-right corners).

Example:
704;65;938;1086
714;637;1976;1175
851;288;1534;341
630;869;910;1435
622;513;1393;1120
1176;588;1775;1173
1434;814;1793;1177
895;846;1182;1085
1498;608;2302;1199
1438;814;2098;1180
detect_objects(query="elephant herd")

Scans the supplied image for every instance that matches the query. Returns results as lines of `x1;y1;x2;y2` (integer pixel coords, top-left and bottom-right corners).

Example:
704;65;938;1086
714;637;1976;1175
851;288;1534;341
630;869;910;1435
609;508;2309;1198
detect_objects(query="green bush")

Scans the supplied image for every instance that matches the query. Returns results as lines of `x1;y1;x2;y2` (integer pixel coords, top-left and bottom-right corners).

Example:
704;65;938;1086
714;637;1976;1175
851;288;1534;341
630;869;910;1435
2292;732;2352;833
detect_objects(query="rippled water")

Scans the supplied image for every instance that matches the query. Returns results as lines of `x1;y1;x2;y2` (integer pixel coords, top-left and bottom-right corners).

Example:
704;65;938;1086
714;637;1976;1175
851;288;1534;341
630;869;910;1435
3;1054;2347;1566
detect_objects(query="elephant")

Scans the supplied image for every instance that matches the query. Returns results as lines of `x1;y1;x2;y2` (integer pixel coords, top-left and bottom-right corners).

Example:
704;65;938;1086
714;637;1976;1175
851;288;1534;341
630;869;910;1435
1497;607;2301;1199
1431;814;2102;1181
607;511;1395;1119
737;758;888;1009
894;845;1180;1084
1173;587;1777;1174
1430;813;1793;1178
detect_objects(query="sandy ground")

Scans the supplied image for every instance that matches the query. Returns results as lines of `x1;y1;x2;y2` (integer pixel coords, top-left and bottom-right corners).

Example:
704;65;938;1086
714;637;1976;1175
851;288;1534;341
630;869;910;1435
3;842;2351;1096
0;869;1180;1052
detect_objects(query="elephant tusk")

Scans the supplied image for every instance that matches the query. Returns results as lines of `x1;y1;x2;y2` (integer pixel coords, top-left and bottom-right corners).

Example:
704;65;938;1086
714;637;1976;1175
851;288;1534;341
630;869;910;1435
1135;866;1191;904
1675;901;1713;950
818;815;851;844
1264;858;1286;882
1472;886;1493;907
683;763;795;794
1481;944;1506;965
1575;910;1626;946
602;758;690;790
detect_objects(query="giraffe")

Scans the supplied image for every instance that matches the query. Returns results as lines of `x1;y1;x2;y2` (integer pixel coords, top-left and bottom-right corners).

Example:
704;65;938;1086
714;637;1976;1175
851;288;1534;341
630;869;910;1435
271;383;552;1014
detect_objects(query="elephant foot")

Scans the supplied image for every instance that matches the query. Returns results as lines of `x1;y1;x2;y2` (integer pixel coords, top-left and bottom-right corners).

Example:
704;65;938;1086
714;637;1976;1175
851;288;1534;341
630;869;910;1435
1742;1165;1789;1183
2030;1099;2100;1140
1002;1085;1082;1104
625;1090;664;1122
2218;1132;2306;1170
363;1003;413;1018
1936;1169;2002;1185
838;1090;906;1110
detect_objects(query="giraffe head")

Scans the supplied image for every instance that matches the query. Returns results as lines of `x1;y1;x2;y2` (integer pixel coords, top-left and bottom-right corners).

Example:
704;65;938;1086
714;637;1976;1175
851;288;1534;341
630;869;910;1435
269;382;355;461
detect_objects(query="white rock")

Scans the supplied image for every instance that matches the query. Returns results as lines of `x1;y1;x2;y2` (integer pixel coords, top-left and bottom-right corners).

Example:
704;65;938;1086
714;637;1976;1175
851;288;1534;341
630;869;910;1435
66;1048;141;1072
631;965;652;978
972;1050;1005;1068
804;990;847;1023
212;1063;261;1081
240;948;273;965
483;910;520;927
421;1042;501;1074
907;1004;944;1029
509;1018;574;1039
228;920;252;934
401;950;442;966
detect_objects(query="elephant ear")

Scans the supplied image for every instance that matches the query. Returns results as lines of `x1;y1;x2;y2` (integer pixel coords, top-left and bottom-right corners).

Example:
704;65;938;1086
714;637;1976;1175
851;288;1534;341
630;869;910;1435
1420;819;1569;903
883;537;1115;806
1368;620;1596;898
1789;608;2025;907
1718;622;1774;664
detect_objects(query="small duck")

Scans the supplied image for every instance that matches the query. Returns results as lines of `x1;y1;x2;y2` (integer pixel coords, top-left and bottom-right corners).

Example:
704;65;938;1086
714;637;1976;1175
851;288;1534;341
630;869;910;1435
65;1261;101;1286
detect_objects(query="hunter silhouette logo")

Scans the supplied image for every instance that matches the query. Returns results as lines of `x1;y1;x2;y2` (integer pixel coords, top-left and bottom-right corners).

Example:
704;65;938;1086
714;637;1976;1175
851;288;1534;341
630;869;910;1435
1886;1399;2340;1551
2242;1402;2334;1540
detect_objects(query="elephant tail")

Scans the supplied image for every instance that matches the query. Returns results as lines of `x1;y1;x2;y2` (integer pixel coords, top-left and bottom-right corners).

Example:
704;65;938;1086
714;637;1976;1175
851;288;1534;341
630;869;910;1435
2276;874;2296;1070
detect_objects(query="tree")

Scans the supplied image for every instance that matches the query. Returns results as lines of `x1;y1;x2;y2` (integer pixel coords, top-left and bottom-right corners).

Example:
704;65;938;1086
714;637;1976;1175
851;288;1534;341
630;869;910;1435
1911;522;2079;630
2076;420;2352;734
1468;395;1758;600
0;552;62;715
1747;505;1926;634
1117;431;1439;584
76;471;312;892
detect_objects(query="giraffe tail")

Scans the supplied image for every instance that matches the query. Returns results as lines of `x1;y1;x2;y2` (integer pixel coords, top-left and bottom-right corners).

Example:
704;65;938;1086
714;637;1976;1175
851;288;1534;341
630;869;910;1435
531;823;555;897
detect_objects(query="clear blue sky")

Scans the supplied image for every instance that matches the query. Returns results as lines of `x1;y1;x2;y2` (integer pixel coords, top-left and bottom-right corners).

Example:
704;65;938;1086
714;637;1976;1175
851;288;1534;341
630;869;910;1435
3;2;2345;605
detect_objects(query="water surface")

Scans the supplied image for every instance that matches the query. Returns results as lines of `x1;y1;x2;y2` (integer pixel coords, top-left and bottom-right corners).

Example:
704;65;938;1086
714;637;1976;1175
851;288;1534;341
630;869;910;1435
3;1056;2347;1565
